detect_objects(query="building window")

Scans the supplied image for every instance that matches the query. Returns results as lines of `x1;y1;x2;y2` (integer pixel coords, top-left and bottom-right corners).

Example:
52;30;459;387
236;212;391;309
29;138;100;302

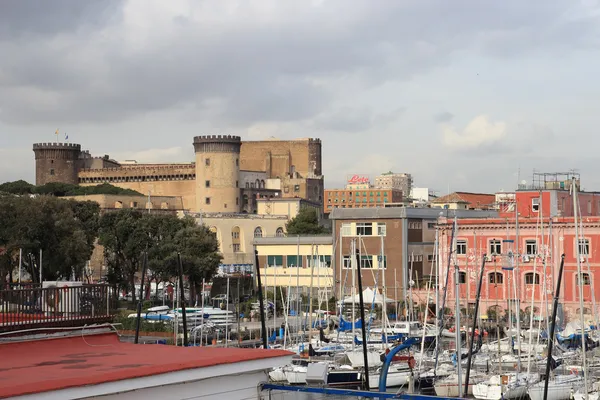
254;227;263;238
360;256;373;269
489;272;503;284
246;182;249;189
205;197;211;205
236;181;239;188
588;200;592;214
267;255;283;267
236;158;239;166
276;227;285;237
236;197;239;206
341;223;352;236
286;255;301;268
205;180;210;188
409;254;423;262
532;197;539;212
456;240;467;255
49;168;55;176
525;272;540;285
205;158;210;166
578;238;590;256
342;256;352;269
232;243;241;252
489;239;502;255
525;240;537;255
427;254;437;262
577;272;591;285
231;229;240;239
294;185;300;192
427;222;436;229
377;255;386;269
356;223;373;236
377;223;386;236
458;271;467;284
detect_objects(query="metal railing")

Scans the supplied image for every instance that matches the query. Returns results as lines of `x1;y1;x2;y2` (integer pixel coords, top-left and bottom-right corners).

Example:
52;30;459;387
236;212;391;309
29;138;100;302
0;284;117;333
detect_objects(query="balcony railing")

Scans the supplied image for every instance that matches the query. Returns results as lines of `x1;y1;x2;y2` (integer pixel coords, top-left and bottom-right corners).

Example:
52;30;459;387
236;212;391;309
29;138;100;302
0;284;117;333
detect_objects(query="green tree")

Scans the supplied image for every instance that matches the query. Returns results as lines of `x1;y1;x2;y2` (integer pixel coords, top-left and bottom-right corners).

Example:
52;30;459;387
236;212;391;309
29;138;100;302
285;207;327;235
0;180;34;195
0;180;143;197
0;195;100;282
98;209;151;303
99;211;222;304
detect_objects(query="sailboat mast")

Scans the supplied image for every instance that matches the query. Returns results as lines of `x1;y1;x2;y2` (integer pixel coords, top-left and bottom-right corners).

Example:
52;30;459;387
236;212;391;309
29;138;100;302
308;243;315;348
351;239;356;351
514;192;522;373
573;178;589;400
381;234;387;347
526;192;542;376
434;226;440;365
296;235;300;344
454;263;462;397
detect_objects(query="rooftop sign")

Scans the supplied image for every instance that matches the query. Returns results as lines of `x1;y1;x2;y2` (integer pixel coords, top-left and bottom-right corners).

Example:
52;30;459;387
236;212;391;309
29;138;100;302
347;174;370;184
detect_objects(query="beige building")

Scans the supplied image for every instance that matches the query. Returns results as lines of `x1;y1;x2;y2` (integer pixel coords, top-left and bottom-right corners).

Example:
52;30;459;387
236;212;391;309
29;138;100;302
375;172;413;198
254;236;334;297
256;197;323;222
181;211;288;272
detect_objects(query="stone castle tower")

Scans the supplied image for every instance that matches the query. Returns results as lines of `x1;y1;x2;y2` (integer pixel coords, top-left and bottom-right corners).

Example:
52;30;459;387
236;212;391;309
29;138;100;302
193;135;241;213
32;143;82;185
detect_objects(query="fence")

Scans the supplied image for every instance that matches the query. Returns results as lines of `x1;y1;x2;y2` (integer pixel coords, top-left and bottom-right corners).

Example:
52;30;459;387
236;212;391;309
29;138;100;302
0;284;117;333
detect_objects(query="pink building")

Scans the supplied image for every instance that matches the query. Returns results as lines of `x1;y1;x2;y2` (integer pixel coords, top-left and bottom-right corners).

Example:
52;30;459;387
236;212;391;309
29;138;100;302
437;215;600;323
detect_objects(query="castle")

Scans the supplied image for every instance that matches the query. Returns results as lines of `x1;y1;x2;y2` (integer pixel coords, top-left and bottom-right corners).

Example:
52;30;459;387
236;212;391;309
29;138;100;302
33;136;324;213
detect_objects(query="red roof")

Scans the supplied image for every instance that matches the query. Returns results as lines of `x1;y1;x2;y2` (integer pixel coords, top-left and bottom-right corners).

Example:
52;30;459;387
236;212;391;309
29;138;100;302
433;192;495;209
0;333;292;398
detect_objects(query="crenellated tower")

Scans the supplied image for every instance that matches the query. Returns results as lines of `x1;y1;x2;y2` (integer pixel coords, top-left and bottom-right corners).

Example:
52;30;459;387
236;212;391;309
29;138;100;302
32;143;82;185
193;135;241;213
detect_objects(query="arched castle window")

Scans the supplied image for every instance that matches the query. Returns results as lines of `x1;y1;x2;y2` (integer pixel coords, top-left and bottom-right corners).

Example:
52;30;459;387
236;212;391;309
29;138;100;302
261;180;265;188
276;227;285;237
254;227;263;238
255;179;260;188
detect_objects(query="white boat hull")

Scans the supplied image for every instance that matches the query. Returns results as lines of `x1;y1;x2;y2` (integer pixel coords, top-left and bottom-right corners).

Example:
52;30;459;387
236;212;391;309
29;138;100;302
285;370;307;384
528;377;584;400
368;370;411;388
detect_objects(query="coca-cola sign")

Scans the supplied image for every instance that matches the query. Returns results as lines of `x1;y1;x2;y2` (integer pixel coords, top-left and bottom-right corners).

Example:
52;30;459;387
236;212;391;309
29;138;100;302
347;174;370;184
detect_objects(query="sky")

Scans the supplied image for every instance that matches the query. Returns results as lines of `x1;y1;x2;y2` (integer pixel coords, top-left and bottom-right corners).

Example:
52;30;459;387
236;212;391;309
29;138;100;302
1;0;600;194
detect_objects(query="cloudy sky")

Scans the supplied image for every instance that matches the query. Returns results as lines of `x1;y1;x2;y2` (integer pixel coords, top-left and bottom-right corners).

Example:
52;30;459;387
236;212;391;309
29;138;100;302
1;0;600;193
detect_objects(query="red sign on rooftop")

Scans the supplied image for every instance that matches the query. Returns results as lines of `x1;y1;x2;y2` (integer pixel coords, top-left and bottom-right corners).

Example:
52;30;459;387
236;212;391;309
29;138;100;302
347;174;370;184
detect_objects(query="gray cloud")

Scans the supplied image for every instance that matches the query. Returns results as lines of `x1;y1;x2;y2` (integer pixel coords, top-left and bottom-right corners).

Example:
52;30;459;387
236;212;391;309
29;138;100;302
434;112;454;123
1;1;598;127
1;0;600;192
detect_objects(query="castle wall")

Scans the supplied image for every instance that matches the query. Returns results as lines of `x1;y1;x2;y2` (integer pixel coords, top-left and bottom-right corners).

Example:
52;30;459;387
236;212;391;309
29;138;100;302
78;164;196;210
240;138;322;179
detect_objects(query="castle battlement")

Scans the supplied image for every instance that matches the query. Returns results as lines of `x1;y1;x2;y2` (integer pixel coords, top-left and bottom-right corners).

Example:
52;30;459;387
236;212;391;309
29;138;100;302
80;163;195;173
193;135;241;144
193;135;241;153
33;142;82;151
